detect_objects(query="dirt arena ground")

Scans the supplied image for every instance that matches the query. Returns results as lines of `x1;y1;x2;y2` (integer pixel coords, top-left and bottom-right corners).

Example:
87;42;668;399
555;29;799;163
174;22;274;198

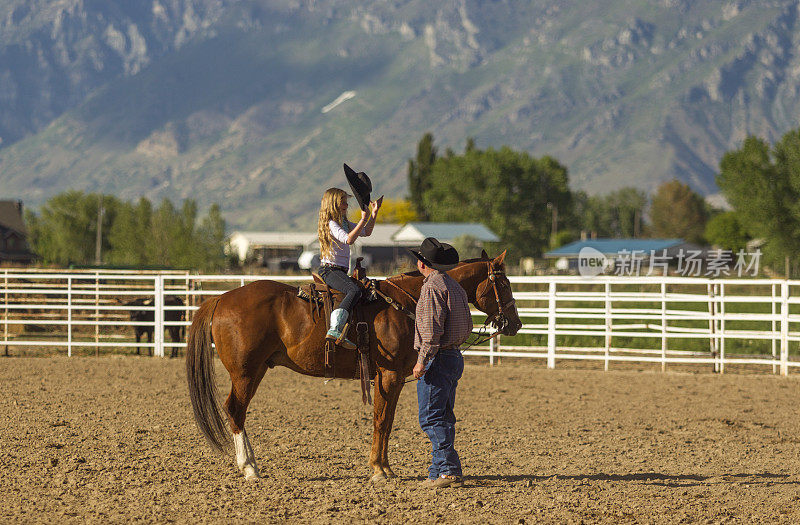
3;357;800;523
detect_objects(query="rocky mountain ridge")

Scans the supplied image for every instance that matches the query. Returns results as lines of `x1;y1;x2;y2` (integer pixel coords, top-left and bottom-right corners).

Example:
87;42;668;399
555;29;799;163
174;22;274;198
0;0;798;229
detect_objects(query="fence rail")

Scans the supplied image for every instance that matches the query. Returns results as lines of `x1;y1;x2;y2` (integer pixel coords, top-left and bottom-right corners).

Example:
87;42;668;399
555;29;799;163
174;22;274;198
3;269;800;374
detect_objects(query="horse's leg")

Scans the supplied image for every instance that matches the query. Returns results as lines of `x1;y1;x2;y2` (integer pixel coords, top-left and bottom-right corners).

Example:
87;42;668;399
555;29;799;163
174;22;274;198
378;375;405;479
168;327;179;358
369;368;404;482
225;371;268;480
135;330;141;355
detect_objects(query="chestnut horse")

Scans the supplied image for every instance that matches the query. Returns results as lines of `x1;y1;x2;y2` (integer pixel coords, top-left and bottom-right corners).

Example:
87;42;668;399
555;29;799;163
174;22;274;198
186;251;522;481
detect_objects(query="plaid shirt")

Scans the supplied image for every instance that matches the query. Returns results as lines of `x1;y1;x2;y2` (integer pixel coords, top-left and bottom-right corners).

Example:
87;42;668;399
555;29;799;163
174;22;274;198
414;271;473;366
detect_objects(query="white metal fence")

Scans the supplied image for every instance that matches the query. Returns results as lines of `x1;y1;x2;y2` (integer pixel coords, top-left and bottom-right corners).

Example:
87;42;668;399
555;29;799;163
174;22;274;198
3;270;800;374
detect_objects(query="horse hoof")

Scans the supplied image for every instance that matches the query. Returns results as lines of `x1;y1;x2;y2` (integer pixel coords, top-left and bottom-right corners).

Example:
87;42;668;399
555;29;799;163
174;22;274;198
243;466;260;480
370;472;388;483
383;468;397;479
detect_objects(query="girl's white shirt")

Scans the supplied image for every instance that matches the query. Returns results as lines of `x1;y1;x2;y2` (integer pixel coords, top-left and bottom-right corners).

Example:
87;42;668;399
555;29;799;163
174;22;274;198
320;219;366;267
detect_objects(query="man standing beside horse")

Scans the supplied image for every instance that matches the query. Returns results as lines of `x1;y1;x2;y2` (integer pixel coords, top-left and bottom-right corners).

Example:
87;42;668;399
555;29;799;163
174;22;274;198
411;237;473;489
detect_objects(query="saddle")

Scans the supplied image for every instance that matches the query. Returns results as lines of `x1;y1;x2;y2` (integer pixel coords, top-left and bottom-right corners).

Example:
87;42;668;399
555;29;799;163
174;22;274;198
295;258;377;403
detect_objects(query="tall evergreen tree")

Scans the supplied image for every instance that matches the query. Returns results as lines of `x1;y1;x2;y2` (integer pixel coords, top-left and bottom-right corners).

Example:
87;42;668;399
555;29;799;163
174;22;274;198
407;132;437;221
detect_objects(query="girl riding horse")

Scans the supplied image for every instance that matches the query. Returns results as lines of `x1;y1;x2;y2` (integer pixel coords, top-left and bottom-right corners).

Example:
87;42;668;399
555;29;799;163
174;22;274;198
316;186;382;349
186;250;522;481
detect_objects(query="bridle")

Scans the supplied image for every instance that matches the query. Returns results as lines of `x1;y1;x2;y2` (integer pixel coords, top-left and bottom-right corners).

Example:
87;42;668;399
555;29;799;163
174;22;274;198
384;262;516;335
475;261;516;334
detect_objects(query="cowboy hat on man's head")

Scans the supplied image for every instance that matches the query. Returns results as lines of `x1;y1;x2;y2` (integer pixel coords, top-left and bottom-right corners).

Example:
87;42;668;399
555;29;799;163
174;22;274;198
409;237;460;272
343;163;372;211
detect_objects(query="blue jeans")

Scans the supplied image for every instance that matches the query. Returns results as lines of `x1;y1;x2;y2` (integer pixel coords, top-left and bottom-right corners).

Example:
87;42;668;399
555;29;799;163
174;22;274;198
417;349;464;479
318;265;361;313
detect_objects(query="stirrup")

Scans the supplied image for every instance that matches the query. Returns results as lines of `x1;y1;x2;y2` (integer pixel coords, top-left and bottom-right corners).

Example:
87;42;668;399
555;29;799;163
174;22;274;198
326;329;356;350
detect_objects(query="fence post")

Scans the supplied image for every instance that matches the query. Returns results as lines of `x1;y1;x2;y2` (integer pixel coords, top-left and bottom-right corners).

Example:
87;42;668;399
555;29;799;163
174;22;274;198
3;270;8;356
185;273;191;338
154;275;164;358
547;281;556;369
781;280;789;376
707;283;718;373
489;335;497;366
661;281;667;373
67;277;73;357
772;283;777;374
95;272;100;357
604;282;611;372
719;282;725;374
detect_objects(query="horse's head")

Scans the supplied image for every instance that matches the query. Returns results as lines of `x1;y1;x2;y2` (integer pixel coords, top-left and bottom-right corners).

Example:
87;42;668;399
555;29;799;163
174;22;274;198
470;250;522;336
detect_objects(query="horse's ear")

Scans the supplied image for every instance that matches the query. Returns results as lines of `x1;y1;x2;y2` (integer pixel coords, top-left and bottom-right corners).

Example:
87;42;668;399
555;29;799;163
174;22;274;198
493;250;507;266
480;249;489;260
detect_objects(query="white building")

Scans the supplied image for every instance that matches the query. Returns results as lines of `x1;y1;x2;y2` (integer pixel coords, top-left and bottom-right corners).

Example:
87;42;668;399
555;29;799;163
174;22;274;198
301;224;419;270
227;231;317;266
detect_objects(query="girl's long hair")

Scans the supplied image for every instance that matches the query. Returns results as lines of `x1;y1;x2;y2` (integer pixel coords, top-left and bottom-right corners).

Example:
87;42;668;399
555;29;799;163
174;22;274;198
318;188;350;260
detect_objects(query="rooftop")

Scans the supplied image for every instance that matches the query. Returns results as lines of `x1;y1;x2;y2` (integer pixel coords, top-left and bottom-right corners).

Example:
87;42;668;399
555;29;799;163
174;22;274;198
229;231;317;247
545;238;684;257
392;222;500;243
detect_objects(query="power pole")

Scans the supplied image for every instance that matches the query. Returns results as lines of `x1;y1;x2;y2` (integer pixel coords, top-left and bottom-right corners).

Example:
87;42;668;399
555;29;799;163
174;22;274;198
95;195;104;265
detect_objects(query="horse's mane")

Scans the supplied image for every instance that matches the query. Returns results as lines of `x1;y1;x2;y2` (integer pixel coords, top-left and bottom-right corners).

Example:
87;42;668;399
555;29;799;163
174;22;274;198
386;257;491;282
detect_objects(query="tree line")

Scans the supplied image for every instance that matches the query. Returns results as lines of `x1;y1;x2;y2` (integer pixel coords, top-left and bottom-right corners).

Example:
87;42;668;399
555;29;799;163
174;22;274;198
25;192;226;271
406;133;714;262
24;127;794;274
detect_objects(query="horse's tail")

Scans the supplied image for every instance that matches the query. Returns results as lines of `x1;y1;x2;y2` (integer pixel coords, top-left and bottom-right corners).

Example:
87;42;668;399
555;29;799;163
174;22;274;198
186;296;230;453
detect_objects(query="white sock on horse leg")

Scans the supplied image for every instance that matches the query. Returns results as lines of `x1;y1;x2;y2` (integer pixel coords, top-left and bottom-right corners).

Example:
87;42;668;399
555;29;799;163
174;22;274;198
234;431;248;471
234;430;260;479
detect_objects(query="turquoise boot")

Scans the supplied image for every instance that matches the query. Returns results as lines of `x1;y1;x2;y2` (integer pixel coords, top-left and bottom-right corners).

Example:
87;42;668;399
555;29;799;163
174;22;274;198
326;308;356;350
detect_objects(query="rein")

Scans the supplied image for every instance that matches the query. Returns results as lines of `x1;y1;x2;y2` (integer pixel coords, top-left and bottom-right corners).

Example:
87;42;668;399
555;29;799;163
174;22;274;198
383;278;419;305
371;279;416;321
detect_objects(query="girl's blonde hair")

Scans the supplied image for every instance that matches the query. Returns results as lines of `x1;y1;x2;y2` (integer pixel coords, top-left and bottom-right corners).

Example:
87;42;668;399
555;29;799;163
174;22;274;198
318;188;350;260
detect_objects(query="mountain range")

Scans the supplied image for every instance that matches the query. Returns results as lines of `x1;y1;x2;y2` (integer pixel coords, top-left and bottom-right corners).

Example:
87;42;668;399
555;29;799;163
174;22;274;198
1;0;799;229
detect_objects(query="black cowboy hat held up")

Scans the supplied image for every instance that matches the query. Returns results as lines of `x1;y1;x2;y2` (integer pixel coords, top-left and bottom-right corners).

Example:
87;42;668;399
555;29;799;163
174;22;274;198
410;237;460;272
343;163;372;211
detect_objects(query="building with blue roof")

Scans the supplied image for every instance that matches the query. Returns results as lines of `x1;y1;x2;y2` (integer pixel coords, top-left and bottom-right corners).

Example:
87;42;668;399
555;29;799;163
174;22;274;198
545;239;685;258
545;238;705;274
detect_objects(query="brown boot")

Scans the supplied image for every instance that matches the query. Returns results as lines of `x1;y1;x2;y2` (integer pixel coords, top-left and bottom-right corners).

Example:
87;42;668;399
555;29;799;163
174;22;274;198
428;474;464;488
